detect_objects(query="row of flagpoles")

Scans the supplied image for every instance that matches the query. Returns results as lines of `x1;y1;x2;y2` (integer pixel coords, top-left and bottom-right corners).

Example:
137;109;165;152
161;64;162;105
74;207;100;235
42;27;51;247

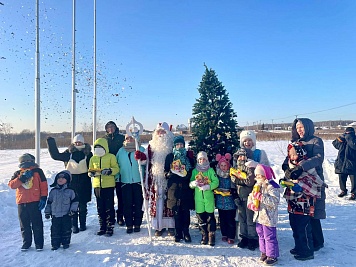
35;0;98;165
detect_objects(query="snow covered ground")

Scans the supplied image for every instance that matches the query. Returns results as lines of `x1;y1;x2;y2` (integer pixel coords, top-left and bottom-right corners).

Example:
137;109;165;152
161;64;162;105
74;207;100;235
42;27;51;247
0;140;354;267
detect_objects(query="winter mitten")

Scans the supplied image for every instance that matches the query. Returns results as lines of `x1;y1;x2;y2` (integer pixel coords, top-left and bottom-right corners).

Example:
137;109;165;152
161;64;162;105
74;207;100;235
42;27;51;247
268;180;280;189
189;180;197;188
291;183;302;192
38;196;47;210
45;214;51;219
19;170;33;183
88;171;96;178
247;202;258;211
200;184;210;191
101;168;112;175
252;191;262;201
289;166;303;179
134;151;147;160
284;166;303;180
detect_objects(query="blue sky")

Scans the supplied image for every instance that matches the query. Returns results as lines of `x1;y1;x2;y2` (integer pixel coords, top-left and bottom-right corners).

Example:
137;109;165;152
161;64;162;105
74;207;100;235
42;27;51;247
1;0;356;134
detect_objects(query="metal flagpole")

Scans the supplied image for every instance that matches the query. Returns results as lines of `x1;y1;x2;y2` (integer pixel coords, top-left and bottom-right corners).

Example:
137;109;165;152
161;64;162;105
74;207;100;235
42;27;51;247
126;117;152;241
92;0;97;144
35;0;41;165
71;0;76;140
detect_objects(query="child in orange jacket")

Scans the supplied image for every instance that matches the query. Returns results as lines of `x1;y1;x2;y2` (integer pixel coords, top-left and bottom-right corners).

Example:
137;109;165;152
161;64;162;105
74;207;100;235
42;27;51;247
8;153;48;251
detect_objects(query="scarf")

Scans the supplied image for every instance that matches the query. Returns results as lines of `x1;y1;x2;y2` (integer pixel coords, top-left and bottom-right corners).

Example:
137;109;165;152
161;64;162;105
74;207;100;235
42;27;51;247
216;167;230;178
173;147;192;172
123;142;136;152
196;161;210;172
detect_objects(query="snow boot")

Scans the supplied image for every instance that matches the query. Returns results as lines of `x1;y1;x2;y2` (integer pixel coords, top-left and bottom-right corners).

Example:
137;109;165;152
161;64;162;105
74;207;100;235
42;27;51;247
79;212;87;231
247;238;259;251
208;232;215;246
201;233;208;245
237;236;248;248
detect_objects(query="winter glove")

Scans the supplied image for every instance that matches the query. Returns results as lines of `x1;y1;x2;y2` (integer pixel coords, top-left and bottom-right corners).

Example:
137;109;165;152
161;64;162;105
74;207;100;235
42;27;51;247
134;151;147;160
200;184;210;191
11;170;21;180
230;174;237;184
189;180;197;188
285;166;303;180
165;171;173;179
88;171;96;178
252;191;262;201
19;170;33;183
68;210;78;217
291;183;302;192
38;196;47;211
101;168;112;175
45;214;51;219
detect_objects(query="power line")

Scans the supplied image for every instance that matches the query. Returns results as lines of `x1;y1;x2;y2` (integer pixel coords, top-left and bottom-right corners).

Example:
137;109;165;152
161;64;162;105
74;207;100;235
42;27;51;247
272;102;356;122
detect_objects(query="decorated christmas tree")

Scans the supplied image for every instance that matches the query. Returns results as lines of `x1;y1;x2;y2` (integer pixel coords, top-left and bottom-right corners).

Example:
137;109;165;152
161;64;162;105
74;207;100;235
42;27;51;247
189;65;239;167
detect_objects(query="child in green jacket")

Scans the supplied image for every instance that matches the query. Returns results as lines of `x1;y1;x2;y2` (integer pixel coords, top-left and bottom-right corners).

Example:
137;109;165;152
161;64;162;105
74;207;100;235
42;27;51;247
190;151;219;246
88;138;119;237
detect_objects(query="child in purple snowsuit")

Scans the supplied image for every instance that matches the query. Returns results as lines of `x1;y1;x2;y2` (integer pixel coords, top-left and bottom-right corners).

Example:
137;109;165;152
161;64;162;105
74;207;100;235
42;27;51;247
247;164;280;266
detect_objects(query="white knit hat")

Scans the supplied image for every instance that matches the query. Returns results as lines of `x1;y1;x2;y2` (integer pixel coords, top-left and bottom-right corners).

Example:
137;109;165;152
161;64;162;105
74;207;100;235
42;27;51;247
73;134;85;144
197;151;208;160
239;130;256;151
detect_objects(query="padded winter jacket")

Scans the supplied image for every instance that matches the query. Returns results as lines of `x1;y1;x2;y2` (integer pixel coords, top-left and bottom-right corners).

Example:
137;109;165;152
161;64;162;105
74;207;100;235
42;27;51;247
89;138;119;188
283;118;326;219
47;137;93;203
332;132;356;174
164;152;195;211
8;167;48;204
103;126;125;156
248;180;280;227
190;168;219;213
116;145;145;184
45;184;79;218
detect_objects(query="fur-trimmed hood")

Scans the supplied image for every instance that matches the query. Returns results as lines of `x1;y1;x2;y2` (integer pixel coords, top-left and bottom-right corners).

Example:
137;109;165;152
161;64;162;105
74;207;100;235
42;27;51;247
67;143;92;155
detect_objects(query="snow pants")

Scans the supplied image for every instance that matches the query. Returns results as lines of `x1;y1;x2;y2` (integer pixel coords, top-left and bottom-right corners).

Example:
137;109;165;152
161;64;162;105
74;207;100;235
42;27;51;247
18;201;44;249
256;223;279;258
94;187;115;231
51;215;72;247
218;209;236;240
122;183;144;228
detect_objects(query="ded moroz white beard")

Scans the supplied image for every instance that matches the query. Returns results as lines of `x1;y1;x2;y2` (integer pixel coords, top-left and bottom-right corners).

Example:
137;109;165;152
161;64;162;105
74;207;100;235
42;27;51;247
149;131;174;188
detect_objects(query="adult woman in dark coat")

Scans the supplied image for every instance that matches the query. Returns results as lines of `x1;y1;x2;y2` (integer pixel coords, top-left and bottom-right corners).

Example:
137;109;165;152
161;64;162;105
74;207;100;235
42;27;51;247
282;118;326;257
47;134;92;233
332;127;356;200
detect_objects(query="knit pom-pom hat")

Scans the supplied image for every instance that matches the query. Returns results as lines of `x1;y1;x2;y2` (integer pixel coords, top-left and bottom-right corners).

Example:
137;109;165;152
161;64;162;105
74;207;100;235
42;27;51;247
216;153;231;168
